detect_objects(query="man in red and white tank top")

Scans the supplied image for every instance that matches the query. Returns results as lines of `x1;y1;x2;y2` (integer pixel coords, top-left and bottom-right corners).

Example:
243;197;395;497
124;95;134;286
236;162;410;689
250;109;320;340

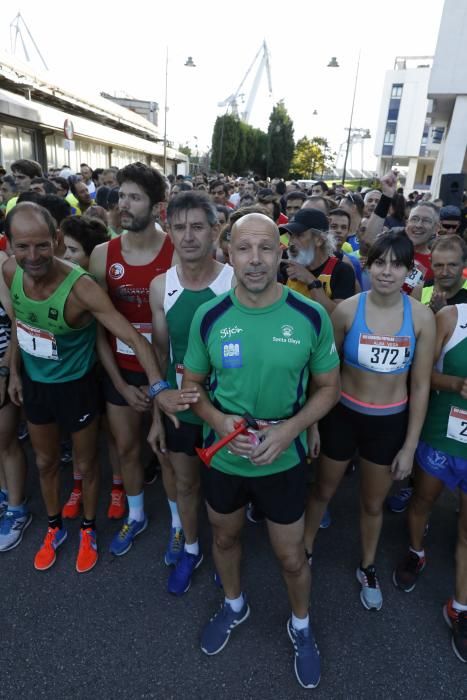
90;163;193;557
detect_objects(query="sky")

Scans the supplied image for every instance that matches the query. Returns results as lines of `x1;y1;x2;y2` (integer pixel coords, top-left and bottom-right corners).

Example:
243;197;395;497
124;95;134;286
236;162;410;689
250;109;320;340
3;0;446;170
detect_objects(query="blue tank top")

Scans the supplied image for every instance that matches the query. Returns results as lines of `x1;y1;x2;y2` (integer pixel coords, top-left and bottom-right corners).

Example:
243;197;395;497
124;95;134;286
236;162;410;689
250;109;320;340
343;292;416;375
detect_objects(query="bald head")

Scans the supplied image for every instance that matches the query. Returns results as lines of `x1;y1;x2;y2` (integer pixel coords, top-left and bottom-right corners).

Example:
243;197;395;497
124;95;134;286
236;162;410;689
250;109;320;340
5;201;57;241
231;212;279;244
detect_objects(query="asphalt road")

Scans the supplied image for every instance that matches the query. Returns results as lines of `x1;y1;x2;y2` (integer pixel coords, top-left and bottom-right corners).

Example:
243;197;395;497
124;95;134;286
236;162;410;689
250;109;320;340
2;441;466;700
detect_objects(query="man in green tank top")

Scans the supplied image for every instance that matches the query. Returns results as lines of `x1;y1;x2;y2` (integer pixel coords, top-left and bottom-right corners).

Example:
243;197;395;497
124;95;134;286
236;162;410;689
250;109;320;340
2;202;195;575
150;191;234;595
393;303;467;663
183;213;340;689
416;235;467;312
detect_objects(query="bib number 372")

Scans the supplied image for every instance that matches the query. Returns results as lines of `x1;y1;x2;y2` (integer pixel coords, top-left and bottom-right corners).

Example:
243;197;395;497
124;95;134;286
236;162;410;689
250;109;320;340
447;406;467;444
358;334;410;372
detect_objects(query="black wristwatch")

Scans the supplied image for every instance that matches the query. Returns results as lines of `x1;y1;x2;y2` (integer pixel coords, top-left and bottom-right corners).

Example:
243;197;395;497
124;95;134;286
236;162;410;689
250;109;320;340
0;366;10;377
307;280;323;290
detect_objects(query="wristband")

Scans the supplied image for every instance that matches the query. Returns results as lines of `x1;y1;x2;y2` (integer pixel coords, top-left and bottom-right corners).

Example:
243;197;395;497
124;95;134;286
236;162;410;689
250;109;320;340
0;366;10;377
148;380;170;399
307;280;323;290
374;193;391;219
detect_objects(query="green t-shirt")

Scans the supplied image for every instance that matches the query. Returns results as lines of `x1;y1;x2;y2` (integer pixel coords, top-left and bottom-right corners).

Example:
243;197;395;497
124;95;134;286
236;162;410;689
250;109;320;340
184;286;339;477
164;263;234;425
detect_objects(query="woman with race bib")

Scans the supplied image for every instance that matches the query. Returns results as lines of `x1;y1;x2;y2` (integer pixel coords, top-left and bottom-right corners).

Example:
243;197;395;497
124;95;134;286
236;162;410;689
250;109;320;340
304;230;436;611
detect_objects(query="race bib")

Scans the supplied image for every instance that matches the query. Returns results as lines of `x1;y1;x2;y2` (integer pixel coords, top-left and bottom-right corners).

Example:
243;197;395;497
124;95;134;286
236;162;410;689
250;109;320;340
175;363;184;389
116;323;152;356
446;406;467;444
403;261;426;291
358;334;411;372
16;320;59;361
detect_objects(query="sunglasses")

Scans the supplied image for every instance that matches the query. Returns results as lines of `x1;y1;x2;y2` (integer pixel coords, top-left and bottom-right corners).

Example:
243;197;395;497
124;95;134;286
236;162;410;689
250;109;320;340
441;223;459;230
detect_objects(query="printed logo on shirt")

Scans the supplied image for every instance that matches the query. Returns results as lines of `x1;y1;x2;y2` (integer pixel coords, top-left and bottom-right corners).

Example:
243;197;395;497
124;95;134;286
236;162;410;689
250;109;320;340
48;308;59;320
220;325;243;340
273;325;301;345
221;341;242;368
28;312;38;323
167;289;178;297
281;324;294;338
109;263;125;280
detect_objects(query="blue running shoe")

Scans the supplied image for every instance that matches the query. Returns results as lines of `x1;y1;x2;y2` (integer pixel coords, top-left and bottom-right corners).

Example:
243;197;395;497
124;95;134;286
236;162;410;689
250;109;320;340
164;526;185;566
201;598;250;655
168;549;203;595
319;507;331;529
0;509;32;552
109;517;148;556
356;565;383;611
386;487;413;513
287;618;321;689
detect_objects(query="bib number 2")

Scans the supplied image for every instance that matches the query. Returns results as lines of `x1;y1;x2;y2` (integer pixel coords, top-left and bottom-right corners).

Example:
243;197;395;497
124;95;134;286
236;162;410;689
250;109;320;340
447;407;467;444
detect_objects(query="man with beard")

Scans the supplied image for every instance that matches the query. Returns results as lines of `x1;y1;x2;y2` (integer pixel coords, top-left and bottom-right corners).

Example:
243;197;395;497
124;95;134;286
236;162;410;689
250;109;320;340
280;209;356;314
89;163;196;556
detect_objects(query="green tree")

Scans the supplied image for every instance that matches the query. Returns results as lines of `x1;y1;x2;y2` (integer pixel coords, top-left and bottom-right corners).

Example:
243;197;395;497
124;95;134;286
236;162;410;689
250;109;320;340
267;101;294;178
290;136;333;178
178;144;192;157
211;115;241;173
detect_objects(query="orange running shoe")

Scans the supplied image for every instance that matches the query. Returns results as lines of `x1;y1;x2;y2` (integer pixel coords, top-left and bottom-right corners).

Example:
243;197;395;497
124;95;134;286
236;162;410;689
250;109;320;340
76;528;98;573
107;488;126;519
62;489;82;519
34;526;67;571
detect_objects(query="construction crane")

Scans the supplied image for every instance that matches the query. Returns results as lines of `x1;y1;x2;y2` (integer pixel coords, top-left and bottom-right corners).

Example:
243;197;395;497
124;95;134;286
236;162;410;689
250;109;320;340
10;12;48;71
218;40;272;124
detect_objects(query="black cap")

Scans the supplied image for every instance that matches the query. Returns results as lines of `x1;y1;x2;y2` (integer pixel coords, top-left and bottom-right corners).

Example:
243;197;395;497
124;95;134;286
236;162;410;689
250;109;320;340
440;205;461;221
279;208;329;235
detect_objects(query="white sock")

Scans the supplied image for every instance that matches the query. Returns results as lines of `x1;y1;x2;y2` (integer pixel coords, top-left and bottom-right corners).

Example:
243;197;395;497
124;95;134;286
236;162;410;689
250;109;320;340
452;599;467;612
127;493;145;522
168;499;182;529
225;594;245;613
409;546;425;558
292;613;309;631
184;540;199;556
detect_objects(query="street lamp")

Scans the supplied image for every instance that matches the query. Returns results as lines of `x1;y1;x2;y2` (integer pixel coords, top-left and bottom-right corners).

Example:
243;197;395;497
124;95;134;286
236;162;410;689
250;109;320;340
328;52;361;185
163;50;196;174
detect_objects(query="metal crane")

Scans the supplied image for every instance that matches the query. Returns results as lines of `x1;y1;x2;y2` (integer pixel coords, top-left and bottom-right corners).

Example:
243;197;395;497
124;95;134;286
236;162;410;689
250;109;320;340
9;12;49;71
218;40;272;123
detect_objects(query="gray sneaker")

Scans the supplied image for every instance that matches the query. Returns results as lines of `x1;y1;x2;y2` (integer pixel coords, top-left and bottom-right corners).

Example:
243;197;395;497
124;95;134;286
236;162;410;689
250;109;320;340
0;510;32;552
201;598;250;655
356;565;383;611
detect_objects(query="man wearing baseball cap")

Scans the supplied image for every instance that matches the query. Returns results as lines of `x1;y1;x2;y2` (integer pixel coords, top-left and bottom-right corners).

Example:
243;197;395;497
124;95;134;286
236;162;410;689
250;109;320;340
280;208;356;313
438;205;462;236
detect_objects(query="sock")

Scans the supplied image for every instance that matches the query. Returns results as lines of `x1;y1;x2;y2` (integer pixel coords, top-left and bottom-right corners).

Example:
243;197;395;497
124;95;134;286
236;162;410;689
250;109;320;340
225;593;245;613
81;518;96;531
112;476;124;491
168;499;182;529
48;513;63;530
184;540;199;556
452;599;467;612
292;613;309;631
409;546;425;558
0;488;8;500
73;473;83;491
127;493;145;522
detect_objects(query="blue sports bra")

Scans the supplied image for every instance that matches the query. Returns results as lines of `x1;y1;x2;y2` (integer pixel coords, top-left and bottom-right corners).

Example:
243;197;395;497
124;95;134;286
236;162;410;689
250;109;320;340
342;292;416;375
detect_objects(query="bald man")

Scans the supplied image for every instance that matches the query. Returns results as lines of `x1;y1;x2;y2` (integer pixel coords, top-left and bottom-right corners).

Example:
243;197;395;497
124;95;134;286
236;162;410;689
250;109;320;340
182;213;340;688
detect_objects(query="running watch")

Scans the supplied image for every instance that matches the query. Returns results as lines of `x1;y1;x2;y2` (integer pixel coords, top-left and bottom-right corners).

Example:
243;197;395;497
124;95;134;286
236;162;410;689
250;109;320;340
148;380;171;399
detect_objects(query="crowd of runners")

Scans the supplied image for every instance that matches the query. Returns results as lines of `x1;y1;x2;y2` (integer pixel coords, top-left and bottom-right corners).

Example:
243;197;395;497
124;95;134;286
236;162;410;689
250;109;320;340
0;158;466;689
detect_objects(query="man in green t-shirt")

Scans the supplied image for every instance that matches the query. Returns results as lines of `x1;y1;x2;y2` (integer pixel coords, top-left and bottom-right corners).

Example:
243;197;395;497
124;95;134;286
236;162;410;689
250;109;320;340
183;213;340;690
0;202;192;575
151;191;234;594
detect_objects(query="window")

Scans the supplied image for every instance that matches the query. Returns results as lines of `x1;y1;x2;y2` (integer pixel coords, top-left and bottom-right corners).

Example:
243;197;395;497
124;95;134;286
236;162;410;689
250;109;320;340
382;145;393;156
391;84;403;98
432;126;445;144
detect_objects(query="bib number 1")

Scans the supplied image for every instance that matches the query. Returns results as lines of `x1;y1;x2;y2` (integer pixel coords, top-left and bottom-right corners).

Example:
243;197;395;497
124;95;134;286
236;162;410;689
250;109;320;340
16;320;59;361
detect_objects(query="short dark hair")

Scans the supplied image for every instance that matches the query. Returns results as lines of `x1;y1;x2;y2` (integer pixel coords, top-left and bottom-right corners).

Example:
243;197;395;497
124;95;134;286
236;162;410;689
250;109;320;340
329;208;351;227
60;215;109;256
344;191;365;216
117;162;166;206
285;191;307;204
209;180;229;196
5;201;57;240
215;204;231;222
40;194;72;225
431;234;467;262
50;176;69;193
11;159;43;178
313;180;329;193
167;191;218;227
31;177;58;195
1;175;16;190
95;186;111;209
367;229;414;270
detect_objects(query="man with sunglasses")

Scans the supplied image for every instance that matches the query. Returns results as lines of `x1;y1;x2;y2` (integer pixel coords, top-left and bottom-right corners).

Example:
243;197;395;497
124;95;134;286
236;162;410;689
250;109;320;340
439;205;462;236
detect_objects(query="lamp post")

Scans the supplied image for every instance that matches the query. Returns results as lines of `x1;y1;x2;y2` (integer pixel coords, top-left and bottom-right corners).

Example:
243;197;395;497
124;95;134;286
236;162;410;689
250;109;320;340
328;52;361;185
163;51;196;174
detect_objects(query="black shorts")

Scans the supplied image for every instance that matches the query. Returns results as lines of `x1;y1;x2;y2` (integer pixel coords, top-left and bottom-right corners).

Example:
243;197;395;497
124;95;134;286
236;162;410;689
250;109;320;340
201;463;307;525
102;368;148;407
319;401;408;466
163;415;203;456
22;367;99;434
